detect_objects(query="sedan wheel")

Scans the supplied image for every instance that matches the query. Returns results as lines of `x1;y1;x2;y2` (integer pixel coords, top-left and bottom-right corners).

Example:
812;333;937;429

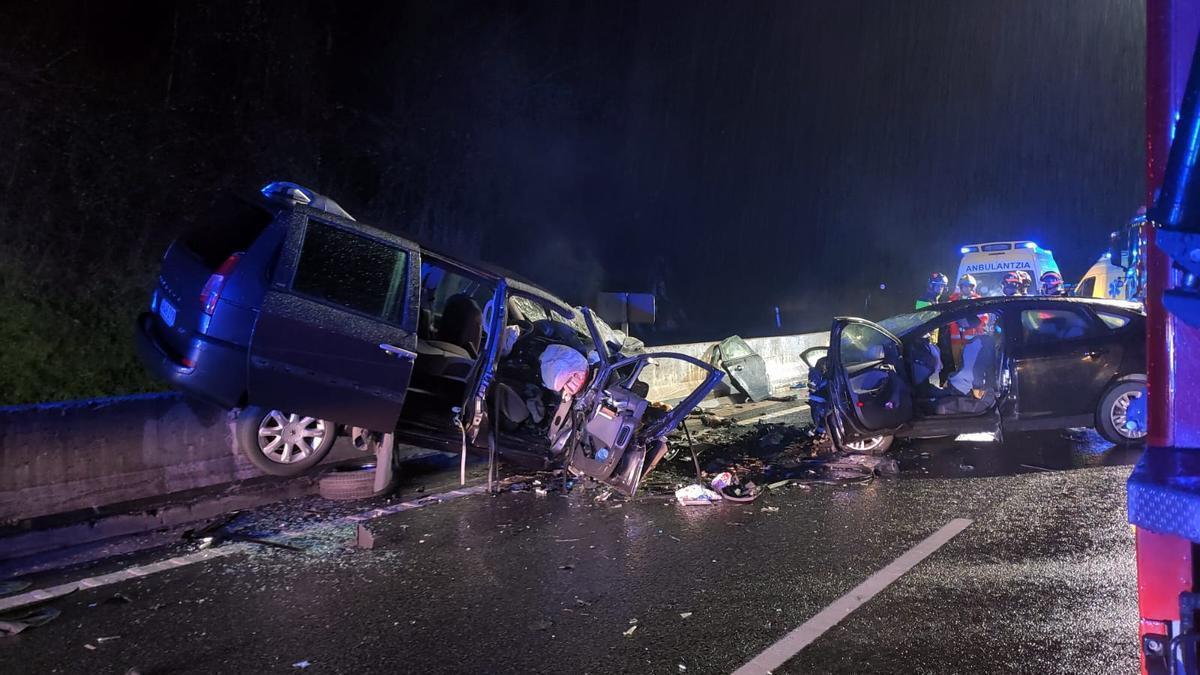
235;405;338;476
1108;390;1147;441
832;431;894;455
1095;380;1148;445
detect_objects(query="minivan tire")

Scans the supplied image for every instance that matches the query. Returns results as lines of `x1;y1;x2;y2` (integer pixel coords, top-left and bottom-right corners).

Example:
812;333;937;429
318;467;388;501
1095;380;1148;446
235;406;338;476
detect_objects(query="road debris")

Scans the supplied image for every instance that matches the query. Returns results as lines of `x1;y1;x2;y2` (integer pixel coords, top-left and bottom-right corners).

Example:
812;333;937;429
293;660;312;669
355;524;376;550
760;506;780;513
0;581;31;597
0;606;61;636
679;612;693;619
623;625;638;637
823;454;900;477
717;481;762;503
674;484;722;505
710;471;735;491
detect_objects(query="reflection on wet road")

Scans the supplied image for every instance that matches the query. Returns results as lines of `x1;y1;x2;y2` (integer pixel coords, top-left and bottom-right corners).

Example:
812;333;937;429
0;412;1140;674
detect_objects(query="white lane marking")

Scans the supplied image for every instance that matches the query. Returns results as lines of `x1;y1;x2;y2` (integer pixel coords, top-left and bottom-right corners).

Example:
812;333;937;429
0;482;492;613
0;546;244;613
732;517;973;675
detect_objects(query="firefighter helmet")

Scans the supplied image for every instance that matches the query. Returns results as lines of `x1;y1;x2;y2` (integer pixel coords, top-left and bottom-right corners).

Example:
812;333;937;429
1017;270;1033;292
1040;270;1064;294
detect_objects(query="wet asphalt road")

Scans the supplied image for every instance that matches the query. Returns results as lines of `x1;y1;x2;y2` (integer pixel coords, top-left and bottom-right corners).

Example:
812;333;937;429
0;416;1141;674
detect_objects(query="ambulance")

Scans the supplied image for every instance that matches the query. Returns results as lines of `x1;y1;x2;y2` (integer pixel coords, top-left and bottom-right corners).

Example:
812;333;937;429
1074;214;1147;302
955;241;1061;297
1075;253;1129;300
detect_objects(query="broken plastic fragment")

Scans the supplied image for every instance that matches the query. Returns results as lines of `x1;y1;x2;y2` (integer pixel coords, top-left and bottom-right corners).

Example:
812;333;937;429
623;625;638;637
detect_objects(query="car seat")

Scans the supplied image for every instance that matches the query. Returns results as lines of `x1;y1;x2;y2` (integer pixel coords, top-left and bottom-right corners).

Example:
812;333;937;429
413;294;483;395
437;294;483;358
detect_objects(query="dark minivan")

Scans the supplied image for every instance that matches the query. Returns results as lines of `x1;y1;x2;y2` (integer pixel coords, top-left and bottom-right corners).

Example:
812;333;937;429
137;182;722;495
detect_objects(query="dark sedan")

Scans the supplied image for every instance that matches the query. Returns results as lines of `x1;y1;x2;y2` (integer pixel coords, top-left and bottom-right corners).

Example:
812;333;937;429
811;296;1146;453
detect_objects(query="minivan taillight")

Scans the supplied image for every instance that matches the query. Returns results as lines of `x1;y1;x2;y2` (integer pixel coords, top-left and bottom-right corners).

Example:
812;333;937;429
200;253;243;316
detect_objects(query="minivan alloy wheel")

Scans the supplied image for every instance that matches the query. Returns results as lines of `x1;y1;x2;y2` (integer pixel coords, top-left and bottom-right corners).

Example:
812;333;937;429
258;411;328;464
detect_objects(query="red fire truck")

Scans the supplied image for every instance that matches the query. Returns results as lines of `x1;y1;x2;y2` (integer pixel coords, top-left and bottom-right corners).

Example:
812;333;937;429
1132;2;1200;673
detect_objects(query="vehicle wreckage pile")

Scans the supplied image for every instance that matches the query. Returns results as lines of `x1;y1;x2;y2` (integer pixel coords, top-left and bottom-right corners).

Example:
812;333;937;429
501;408;900;505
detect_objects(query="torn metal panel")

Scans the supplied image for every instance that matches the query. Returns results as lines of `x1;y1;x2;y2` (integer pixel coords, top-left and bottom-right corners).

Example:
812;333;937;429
715;336;771;402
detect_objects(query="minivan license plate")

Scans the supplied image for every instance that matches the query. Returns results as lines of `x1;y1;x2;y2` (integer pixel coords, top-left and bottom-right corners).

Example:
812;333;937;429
159;299;177;327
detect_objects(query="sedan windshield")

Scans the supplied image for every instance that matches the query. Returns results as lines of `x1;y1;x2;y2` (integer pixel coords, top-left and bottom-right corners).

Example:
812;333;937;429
878;309;942;336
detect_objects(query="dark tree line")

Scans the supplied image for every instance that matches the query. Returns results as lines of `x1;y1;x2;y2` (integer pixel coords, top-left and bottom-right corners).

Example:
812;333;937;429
0;1;1144;404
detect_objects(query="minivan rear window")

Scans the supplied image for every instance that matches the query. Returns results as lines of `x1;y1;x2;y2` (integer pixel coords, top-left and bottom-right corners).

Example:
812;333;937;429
181;196;273;269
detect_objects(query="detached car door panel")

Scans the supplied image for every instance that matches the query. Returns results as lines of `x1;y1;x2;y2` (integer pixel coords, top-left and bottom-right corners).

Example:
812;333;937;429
248;215;422;431
829;318;914;437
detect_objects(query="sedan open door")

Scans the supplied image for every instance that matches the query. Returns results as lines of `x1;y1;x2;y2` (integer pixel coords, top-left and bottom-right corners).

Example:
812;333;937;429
827;317;914;442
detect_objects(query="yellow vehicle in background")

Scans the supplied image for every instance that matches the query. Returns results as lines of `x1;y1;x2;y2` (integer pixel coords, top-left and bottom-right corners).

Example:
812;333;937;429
1075;213;1147;303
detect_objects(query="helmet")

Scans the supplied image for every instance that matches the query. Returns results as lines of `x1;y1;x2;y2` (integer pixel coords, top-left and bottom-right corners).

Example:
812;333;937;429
1002;271;1022;295
928;272;948;294
958;274;977;289
1017;270;1033;291
1040;270;1063;294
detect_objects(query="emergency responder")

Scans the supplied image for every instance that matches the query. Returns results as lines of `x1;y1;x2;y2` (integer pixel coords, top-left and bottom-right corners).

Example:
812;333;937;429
945;274;985;378
1017;270;1034;295
916;273;948;309
947;314;997;397
1040;270;1066;296
948;274;979;302
1002;271;1023;296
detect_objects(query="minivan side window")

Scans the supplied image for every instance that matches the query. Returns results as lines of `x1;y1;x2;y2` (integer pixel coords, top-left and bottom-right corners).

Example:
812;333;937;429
1020;309;1094;344
1075;276;1097;298
291;220;408;323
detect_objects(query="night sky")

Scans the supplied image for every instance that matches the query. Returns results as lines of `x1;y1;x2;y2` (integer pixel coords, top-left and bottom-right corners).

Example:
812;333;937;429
0;0;1145;401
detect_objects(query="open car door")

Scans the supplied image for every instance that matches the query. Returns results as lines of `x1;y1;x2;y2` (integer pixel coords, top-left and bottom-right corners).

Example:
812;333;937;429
827;317;914;442
563;309;723;496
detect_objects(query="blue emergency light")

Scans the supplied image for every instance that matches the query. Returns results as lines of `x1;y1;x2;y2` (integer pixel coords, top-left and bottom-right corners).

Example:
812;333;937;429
960;246;971;254
1022;242;1038;249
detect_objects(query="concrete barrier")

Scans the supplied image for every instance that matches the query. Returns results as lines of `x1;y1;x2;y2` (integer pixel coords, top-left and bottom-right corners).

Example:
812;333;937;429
0;332;827;526
2;394;256;524
645;332;829;402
